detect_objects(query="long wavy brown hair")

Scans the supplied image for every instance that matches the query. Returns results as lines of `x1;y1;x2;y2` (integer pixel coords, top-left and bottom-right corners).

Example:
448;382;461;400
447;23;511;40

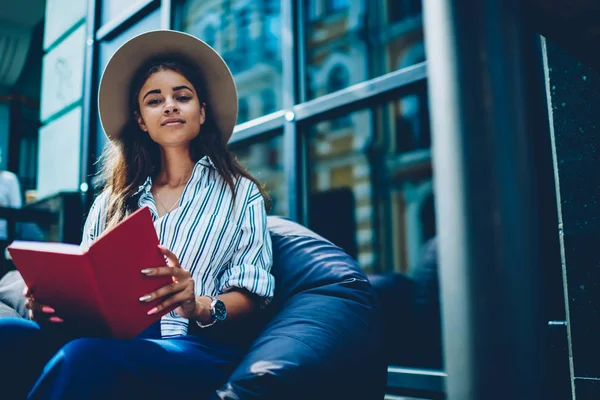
99;57;271;229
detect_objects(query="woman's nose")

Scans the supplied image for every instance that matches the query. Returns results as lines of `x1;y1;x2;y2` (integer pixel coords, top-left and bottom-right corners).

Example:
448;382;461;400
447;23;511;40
164;98;179;114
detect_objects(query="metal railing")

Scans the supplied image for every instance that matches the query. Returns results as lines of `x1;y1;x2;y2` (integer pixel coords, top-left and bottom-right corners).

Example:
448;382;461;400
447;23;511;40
0;206;59;278
0;207;58;244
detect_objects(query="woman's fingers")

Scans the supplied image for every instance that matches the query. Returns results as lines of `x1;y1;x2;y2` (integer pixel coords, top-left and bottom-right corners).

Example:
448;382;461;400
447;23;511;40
157;245;181;268
147;290;193;315
139;280;183;303
141;266;187;278
140;246;195;315
24;298;53;313
22;285;32;298
25;298;63;323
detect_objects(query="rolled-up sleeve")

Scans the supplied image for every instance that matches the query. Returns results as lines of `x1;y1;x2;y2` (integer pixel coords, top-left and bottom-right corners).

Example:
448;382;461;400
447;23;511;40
80;191;108;250
218;197;275;308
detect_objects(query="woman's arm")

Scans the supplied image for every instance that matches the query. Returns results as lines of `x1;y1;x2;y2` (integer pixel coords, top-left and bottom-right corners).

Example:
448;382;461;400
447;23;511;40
80;191;109;249
216;196;275;305
140;243;267;325
193;290;256;325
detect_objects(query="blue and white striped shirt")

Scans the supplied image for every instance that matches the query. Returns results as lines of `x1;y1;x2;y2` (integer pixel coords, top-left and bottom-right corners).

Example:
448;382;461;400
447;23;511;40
81;155;275;338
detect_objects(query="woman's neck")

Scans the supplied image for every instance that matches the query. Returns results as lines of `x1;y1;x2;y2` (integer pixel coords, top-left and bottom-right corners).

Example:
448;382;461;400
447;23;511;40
155;148;195;188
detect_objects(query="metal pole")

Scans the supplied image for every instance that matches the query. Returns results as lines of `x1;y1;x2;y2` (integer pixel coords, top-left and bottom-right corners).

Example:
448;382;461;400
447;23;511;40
423;1;551;398
282;0;299;221
80;0;100;212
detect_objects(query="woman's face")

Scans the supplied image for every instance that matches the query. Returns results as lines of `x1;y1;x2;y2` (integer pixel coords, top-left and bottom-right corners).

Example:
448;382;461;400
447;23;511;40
135;69;205;148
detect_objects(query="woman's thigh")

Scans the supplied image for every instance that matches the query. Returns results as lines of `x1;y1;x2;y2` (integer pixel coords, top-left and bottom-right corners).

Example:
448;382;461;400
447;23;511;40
29;334;243;400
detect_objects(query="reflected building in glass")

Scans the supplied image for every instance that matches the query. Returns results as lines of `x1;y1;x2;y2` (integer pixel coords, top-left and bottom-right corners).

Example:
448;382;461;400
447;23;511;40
305;0;429;273
180;0;282;124
178;0;287;217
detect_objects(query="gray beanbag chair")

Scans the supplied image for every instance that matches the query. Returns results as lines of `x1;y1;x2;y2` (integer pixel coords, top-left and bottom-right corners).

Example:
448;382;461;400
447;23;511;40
0;271;27;318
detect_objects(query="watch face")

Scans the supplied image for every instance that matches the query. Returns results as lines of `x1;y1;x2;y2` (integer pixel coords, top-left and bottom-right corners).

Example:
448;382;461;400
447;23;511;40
213;299;227;321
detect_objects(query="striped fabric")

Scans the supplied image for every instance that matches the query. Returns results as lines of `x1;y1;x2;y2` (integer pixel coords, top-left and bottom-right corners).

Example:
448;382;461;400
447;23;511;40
81;155;275;338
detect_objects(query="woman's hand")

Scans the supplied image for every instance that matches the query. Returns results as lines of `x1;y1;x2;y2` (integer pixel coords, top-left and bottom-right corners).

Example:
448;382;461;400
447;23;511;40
23;286;63;324
139;245;203;320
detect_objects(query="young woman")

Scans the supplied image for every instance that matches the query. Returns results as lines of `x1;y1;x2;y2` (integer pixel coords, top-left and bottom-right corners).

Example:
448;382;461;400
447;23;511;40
0;30;275;399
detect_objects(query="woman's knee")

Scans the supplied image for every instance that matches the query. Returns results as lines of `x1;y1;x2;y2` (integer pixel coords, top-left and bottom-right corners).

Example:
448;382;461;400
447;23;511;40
0;319;44;397
56;338;115;368
0;317;40;344
44;337;136;381
31;338;151;399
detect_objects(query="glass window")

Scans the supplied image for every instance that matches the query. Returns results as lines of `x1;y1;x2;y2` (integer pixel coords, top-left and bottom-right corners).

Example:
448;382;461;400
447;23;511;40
238;98;250;124
100;0;148;26
306;89;439;369
101;0;125;25
326;0;350;14
306;88;432;274
94;9;161;173
230;134;287;216
41;25;86;122
179;0;282;124
44;0;86;50
304;0;424;100
204;24;217;48
260;90;276;115
327;64;352;129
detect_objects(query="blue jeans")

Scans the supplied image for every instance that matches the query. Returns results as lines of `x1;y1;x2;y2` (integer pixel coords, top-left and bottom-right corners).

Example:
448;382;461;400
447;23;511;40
0;318;243;400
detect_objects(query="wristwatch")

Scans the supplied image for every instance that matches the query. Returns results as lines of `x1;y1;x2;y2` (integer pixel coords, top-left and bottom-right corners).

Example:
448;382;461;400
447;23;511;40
196;295;227;328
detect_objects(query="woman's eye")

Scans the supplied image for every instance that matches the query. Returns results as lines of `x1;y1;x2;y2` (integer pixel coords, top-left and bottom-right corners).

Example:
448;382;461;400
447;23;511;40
177;96;191;101
147;99;161;105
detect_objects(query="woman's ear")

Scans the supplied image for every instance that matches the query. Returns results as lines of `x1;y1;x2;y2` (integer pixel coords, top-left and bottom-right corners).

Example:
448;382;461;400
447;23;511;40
134;111;148;132
199;102;206;125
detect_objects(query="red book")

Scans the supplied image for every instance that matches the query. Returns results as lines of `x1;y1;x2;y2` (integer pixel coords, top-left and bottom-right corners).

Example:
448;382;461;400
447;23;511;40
7;206;172;339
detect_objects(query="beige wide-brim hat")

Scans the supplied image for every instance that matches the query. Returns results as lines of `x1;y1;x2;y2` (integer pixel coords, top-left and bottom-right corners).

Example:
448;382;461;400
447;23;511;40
98;30;238;143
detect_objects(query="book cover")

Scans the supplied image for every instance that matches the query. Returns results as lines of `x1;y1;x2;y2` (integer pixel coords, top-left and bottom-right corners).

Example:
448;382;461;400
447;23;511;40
7;206;173;339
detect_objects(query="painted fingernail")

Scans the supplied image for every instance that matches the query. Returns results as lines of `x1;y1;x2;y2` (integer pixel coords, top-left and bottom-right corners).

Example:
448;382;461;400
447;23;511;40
141;269;153;275
147;307;158;315
139;295;152;302
49;316;63;323
41;306;55;314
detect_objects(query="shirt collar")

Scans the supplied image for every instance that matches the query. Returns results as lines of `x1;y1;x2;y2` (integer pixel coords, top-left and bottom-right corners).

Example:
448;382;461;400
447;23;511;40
198;155;216;169
133;176;153;196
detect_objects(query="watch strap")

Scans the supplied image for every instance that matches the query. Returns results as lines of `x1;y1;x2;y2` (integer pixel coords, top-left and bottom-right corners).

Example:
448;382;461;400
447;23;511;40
195;296;218;329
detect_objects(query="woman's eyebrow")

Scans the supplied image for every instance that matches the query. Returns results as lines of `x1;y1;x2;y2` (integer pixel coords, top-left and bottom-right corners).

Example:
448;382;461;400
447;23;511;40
142;89;161;100
142;85;194;101
173;85;194;93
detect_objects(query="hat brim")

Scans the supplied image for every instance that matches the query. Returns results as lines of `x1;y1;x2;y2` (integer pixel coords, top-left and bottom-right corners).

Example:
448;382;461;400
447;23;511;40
98;30;238;143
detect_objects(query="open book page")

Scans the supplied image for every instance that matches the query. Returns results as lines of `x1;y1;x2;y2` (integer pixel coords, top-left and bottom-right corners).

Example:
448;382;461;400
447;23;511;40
7;247;107;332
8;241;84;255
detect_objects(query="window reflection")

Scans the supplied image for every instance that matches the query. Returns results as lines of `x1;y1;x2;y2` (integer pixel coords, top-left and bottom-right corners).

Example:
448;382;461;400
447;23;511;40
307;89;432;274
231;135;287;216
180;0;283;124
100;0;139;26
304;0;424;100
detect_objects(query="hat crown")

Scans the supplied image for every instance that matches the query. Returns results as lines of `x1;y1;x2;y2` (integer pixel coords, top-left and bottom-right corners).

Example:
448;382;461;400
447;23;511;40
98;30;238;143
